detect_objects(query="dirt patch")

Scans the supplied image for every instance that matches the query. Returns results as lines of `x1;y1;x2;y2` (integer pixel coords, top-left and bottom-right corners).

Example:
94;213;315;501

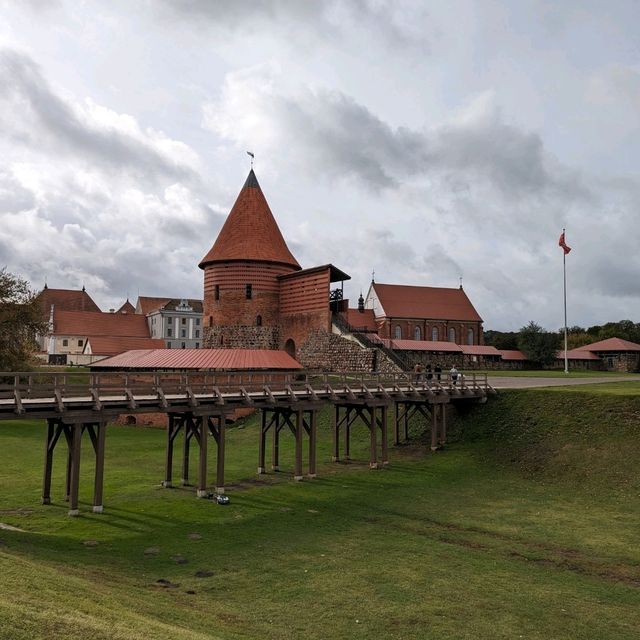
0;522;25;532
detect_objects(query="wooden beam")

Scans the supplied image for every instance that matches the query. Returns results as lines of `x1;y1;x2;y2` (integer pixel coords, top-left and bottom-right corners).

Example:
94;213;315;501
308;410;317;478
196;416;208;498
258;410;267;474
369;407;378;469
431;404;438;452
215;417;226;494
41;419;56;505
294;409;303;481
331;404;339;462
68;423;82;516
380;405;389;466
272;412;281;471
92;421;106;513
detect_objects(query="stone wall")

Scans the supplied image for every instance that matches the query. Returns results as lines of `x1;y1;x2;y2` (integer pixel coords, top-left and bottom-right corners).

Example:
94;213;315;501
203;325;279;349
298;328;375;372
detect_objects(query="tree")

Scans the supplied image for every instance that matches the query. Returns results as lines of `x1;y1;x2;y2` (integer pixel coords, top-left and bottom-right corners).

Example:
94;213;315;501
518;321;560;366
0;268;47;371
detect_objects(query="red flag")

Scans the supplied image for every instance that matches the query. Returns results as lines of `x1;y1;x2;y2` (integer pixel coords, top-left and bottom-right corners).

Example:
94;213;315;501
559;231;571;255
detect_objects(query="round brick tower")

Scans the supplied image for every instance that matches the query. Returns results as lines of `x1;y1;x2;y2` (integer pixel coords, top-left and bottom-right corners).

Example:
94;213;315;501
199;169;301;349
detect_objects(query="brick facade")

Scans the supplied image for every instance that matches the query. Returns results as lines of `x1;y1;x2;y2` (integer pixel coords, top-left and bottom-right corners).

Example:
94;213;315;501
379;318;483;345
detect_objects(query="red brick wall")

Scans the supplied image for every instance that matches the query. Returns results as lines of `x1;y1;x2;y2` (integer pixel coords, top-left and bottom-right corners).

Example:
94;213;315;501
203;261;296;327
279;269;332;355
380;318;483;344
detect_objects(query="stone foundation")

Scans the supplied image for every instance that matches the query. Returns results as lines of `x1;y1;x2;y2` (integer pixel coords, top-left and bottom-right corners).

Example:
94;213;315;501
204;325;280;350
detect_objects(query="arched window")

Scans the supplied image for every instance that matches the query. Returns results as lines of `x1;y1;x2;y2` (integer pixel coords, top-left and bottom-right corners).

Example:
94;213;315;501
394;325;402;340
432;327;439;341
449;327;456;343
209;316;213;326
467;328;474;345
256;315;262;326
414;326;421;341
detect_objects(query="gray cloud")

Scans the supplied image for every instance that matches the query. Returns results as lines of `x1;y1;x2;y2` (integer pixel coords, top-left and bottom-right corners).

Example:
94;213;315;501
0;48;199;184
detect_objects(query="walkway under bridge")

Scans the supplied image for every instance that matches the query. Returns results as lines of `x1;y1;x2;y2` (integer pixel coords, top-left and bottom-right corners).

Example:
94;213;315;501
0;370;495;515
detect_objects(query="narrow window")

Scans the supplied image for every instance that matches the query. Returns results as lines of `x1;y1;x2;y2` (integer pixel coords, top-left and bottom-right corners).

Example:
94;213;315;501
181;329;186;338
394;325;402;340
256;315;262;326
214;285;220;300
449;327;456;343
195;342;200;349
181;342;186;349
181;318;186;325
195;329;200;338
209;316;213;326
246;283;253;300
196;318;200;326
467;328;474;345
432;327;438;341
414;326;421;341
167;317;172;324
167;341;172;348
62;339;68;347
167;328;172;337
78;339;83;347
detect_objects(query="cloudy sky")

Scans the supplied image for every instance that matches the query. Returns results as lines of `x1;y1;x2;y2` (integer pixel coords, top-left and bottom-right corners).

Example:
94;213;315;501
1;1;639;331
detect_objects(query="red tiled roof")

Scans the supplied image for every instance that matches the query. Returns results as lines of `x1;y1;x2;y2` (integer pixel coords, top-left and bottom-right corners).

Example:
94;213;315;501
460;345;501;356
116;300;136;314
136;296;171;315
85;336;165;356
199;170;300;270
36;287;100;313
391;339;463;353
91;349;302;370
53;310;151;337
575;337;640;352
345;309;377;332
498;350;528;361
373;283;482;322
557;349;601;361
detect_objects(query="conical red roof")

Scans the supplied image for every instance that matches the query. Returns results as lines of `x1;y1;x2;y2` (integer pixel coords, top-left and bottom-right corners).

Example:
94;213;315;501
199;170;300;270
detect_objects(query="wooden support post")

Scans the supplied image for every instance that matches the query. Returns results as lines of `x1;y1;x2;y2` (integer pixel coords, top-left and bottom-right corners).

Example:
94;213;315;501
196;416;208;498
216;418;226;494
92;422;106;513
381;405;389;466
369;407;378;469
258;410;267;474
431;404;438;451
163;415;176;488
344;408;351;461
393;402;400;446
308;410;317;478
64;426;72;502
42;420;55;505
404;405;409;442
272;413;280;471
68;423;82;516
294;409;304;481
440;405;447;446
331;404;339;462
182;416;191;486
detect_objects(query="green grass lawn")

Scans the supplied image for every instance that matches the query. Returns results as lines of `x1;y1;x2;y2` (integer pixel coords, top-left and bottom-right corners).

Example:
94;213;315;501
481;369;640;378
1;389;640;639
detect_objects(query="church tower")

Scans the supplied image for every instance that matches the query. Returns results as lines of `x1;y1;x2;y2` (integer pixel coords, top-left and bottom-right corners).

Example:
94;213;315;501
199;170;301;349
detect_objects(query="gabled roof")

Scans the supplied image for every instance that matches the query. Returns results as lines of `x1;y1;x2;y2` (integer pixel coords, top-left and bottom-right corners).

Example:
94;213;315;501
84;336;165;356
372;283;482;322
91;348;302;370
390;339;463;353
498;349;528;361
117;300;136;314
136;296;171;315
36;287;100;313
345;309;377;332
53;310;151;338
158;298;204;313
460;345;501;356
575;337;640;353
199;170;300;270
558;348;601;361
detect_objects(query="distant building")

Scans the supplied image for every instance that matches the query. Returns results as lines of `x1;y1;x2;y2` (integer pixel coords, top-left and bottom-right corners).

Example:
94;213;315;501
144;298;204;349
35;285;101;314
562;337;640;372
116;299;135;314
364;282;483;345
44;309;160;365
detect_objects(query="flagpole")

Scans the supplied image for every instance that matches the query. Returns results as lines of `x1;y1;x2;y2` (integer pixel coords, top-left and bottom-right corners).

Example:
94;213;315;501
563;227;568;374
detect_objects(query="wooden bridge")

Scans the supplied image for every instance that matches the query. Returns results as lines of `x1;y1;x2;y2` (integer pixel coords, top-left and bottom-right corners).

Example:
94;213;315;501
0;370;495;516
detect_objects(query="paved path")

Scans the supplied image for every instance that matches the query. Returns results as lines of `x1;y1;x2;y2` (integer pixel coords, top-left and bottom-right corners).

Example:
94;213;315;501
487;375;640;389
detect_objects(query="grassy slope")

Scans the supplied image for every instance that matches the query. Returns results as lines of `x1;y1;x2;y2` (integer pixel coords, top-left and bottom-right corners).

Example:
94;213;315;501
1;386;640;639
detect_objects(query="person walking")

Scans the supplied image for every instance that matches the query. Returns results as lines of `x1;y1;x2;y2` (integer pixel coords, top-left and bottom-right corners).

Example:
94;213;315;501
449;365;459;385
435;364;442;382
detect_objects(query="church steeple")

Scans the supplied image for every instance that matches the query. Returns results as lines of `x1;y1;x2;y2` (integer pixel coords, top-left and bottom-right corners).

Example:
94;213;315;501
199;169;300;270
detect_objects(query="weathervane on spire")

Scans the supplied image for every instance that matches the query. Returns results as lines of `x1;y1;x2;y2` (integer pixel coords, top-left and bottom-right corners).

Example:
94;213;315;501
371;268;375;283
459;276;463;289
247;151;254;169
